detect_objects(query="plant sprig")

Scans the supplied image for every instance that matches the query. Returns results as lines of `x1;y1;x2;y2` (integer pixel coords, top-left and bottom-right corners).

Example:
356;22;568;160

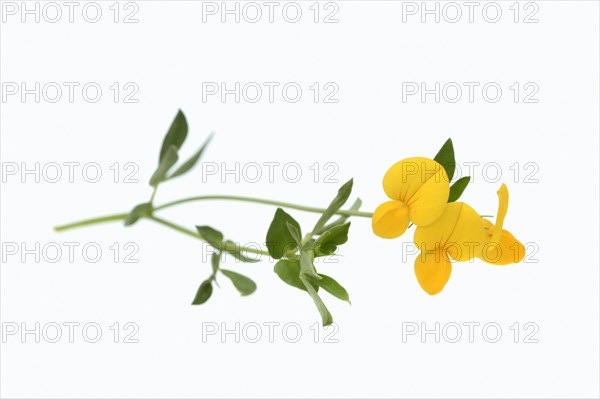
54;110;369;325
54;110;478;325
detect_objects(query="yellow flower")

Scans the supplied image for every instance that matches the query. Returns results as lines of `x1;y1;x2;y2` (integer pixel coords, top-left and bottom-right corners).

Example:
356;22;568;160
412;183;525;295
477;184;526;265
413;201;486;294
372;157;450;239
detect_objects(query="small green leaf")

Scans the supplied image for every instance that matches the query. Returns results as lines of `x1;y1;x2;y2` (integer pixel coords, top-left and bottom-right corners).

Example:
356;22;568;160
301;276;333;326
286;222;302;245
300;249;320;280
149;145;178;187
313;222;351;257
433;138;455;181
318;198;361;234
196;225;224;249
169;133;214;180
312;179;353;234
220;269;257;296
274;260;318;292
191;280;213;305
124;202;153;226
223;240;259;263
314;274;351;304
448;176;470;202
266;208;302;259
159;110;188;163
211;252;221;274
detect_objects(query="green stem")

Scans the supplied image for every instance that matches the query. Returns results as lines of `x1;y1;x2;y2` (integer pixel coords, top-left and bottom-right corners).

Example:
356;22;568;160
147;215;199;239
154;195;374;218
148;215;269;257
54;194;373;233
149;186;158;204
54;213;129;232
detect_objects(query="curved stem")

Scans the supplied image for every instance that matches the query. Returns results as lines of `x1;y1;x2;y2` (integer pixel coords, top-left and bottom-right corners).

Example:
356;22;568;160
147;215;198;239
149;186;158;204
154;195;374;218
54;213;128;232
148;215;269;257
54;194;373;233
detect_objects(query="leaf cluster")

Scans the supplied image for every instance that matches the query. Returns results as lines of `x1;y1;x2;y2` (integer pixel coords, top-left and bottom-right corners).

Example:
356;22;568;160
266;179;357;326
192;226;259;305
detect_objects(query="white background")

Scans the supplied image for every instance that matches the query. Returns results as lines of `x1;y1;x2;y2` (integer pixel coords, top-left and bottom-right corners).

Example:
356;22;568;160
1;1;599;398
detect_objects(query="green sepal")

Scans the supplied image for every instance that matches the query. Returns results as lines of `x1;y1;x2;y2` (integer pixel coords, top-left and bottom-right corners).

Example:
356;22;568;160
434;138;455;181
448;176;470;202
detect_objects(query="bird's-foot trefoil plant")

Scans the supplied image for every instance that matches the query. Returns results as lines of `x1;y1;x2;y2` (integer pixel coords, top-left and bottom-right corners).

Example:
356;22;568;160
55;110;527;325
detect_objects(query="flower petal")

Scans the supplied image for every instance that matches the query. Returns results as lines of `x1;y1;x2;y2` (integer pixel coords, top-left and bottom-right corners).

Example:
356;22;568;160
446;203;487;261
407;171;450;226
414;249;452;295
491;183;509;244
382;157;449;201
479;219;526;265
371;200;410;239
382;157;449;226
414;202;486;261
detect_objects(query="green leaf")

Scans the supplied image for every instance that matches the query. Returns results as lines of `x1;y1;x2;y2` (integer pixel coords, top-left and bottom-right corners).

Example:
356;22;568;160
196;225;224;249
300;249;320;280
211;252;221;274
433;138;455;181
286;222;302;245
191;280;213;305
274;260;318;292
318;198;361;234
220;269;257;296
149;145;178;187
301;276;333;326
314;274;351;304
266;208;302;259
448;176;470;202
159;110;188;163
169;132;214;180
223;240;259;263
313;222;351;257
124;202;153;226
312;179;353;234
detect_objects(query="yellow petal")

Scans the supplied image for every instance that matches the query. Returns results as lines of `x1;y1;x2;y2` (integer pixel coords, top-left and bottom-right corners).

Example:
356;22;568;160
491;183;509;244
414;202;486;261
479;219;526;265
414;249;452;295
371;200;410;239
382;157;449;226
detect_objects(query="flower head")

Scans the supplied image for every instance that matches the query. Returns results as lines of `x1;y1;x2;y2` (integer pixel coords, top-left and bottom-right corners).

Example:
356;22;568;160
412;183;526;295
372;157;450;239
